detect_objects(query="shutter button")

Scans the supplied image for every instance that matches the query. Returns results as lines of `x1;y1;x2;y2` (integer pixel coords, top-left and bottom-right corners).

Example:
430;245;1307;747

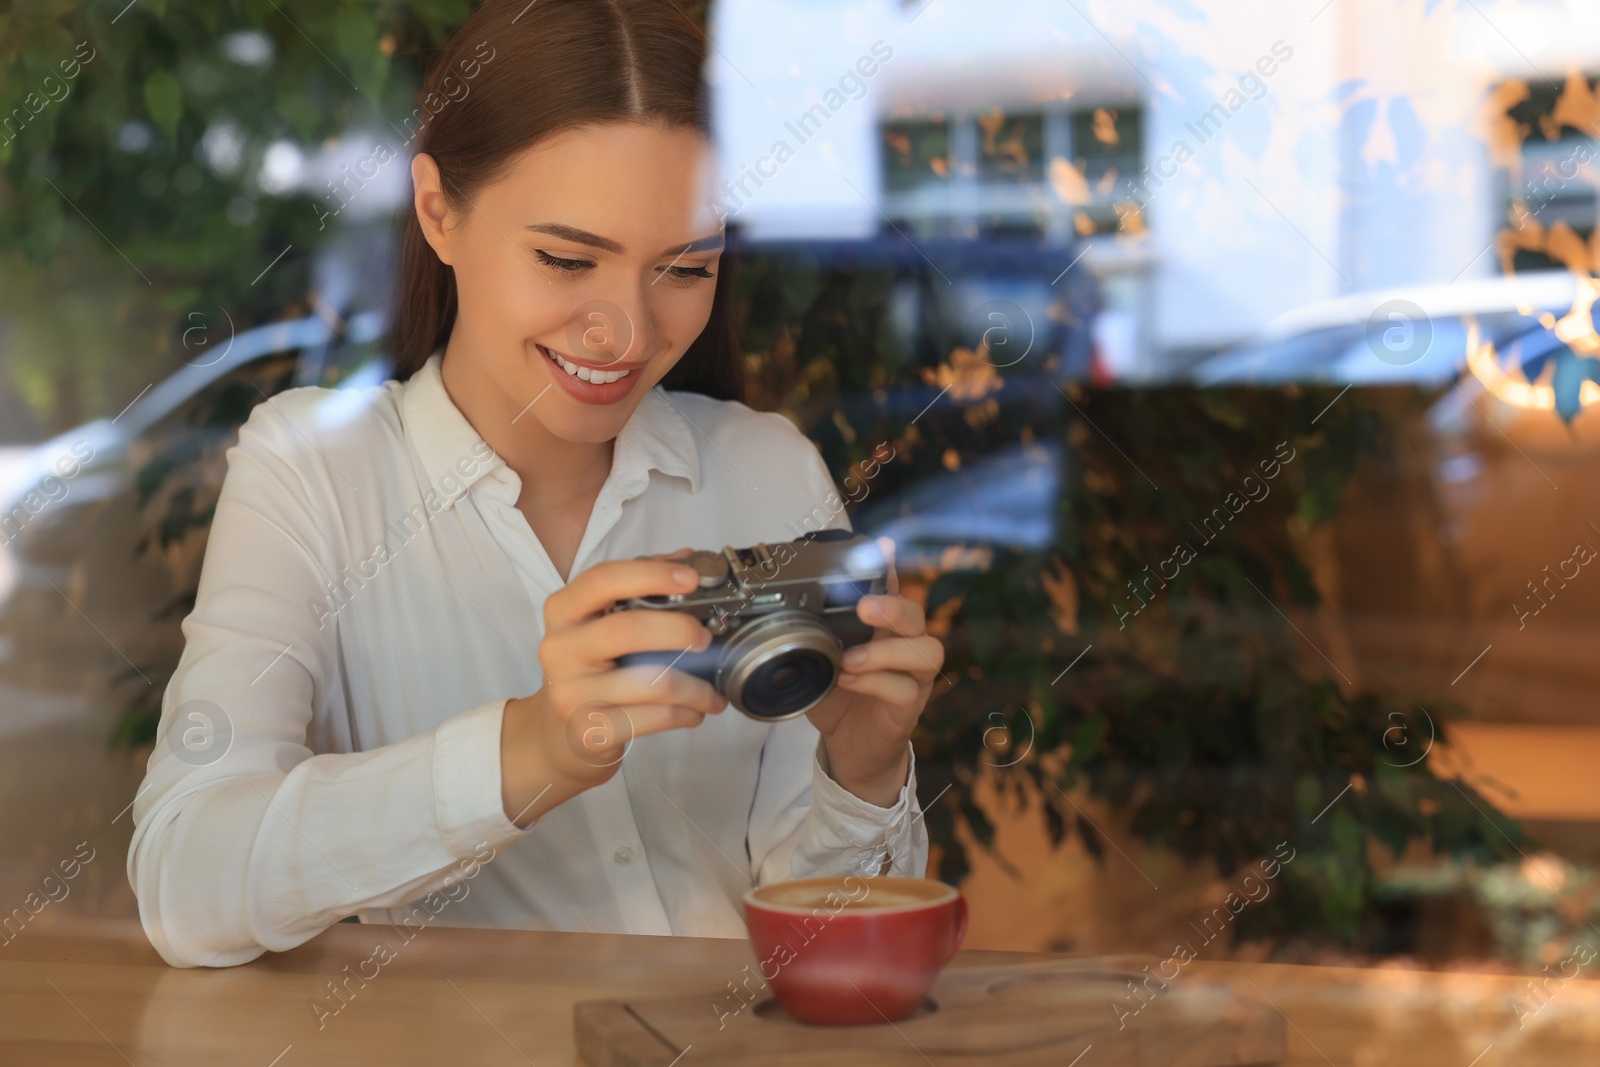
613;846;633;865
687;550;730;589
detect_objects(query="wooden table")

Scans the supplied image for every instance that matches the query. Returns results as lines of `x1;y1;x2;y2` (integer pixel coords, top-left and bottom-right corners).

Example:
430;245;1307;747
3;915;1599;1065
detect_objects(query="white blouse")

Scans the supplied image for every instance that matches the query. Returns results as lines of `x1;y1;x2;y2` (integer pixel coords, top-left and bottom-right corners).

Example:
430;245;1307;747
127;353;927;968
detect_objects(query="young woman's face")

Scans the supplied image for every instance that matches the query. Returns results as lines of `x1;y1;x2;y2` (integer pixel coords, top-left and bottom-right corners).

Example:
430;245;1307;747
414;122;723;443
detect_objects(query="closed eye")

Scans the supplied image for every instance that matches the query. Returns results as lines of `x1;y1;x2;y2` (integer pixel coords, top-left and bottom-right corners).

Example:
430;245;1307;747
533;249;593;273
660;264;716;282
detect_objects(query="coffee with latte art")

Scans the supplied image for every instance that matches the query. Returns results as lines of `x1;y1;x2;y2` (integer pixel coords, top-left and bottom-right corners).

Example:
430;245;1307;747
753;878;952;910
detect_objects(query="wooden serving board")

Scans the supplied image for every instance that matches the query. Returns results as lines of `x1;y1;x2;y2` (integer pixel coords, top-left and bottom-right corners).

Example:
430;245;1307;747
574;954;1285;1066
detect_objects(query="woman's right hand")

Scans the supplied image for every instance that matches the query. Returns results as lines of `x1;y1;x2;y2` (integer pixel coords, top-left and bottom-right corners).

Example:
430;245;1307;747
499;555;728;827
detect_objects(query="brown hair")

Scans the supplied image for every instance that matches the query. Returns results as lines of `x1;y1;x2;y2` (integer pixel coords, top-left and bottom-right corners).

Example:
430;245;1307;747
391;0;743;402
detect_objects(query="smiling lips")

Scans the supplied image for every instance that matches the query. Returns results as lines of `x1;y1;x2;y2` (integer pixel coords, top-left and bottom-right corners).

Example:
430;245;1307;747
545;346;632;384
535;343;646;405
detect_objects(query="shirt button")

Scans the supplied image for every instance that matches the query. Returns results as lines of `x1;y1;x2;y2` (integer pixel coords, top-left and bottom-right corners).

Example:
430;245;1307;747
613;846;633;865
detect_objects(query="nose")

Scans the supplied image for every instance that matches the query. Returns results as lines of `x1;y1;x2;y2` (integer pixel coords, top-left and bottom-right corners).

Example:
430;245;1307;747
568;291;657;367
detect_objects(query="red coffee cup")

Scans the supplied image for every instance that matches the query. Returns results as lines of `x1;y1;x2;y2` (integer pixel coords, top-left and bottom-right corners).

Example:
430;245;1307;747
742;874;968;1026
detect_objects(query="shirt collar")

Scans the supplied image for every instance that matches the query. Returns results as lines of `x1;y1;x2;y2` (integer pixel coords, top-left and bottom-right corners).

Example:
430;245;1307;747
617;384;702;494
399;351;701;511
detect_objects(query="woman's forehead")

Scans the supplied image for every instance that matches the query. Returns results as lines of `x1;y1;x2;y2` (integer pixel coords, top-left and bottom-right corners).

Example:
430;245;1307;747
480;124;722;243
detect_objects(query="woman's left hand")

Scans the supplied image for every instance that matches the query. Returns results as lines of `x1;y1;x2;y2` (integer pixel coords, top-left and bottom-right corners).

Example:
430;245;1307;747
806;537;944;807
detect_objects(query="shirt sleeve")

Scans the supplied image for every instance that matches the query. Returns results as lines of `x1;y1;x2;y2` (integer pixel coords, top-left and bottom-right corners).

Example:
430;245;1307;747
125;399;534;969
744;434;930;883
747;720;929;882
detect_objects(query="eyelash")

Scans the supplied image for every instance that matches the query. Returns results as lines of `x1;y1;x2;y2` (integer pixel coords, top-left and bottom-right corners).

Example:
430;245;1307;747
532;248;716;285
533;249;590;273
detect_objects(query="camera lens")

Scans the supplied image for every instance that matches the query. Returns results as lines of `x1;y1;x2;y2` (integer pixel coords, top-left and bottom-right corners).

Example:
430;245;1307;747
718;611;842;721
742;649;837;719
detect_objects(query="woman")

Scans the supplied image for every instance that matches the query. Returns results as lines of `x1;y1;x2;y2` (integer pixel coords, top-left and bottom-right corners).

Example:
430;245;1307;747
128;0;942;968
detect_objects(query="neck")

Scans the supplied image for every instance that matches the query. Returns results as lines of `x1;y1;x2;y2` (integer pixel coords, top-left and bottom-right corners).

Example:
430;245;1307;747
437;333;614;508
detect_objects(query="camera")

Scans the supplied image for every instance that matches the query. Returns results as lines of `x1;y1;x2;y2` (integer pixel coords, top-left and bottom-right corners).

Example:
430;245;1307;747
607;530;888;721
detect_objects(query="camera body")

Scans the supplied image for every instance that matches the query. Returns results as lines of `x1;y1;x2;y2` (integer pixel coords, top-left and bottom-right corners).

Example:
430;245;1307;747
608;530;888;721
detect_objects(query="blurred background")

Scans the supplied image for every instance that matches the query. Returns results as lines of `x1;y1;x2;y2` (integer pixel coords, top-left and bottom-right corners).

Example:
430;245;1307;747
5;0;1600;982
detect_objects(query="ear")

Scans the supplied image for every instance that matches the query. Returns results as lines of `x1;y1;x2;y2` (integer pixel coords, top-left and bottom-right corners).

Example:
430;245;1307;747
411;152;455;266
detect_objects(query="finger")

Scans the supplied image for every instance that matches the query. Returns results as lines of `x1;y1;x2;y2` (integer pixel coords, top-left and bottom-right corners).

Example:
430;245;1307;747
876;536;899;598
648;546;695;561
841;635;944;679
596;664;728;716
836;669;922;707
549;558;701;627
571;608;712;663
542;615;708;679
857;593;926;637
619;704;715;739
554;701;713;768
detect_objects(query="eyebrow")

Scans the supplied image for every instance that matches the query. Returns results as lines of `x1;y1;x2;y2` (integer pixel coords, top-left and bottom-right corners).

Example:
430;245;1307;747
523;222;725;259
664;232;727;258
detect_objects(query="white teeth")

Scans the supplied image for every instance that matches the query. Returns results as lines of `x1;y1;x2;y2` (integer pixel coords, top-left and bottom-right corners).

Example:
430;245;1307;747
545;346;631;385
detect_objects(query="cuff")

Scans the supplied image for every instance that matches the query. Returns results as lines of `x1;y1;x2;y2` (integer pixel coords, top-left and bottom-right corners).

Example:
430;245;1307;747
432;698;534;858
811;737;917;845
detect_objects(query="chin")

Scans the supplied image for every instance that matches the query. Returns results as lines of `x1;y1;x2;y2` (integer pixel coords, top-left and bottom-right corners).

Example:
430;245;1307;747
538;407;636;443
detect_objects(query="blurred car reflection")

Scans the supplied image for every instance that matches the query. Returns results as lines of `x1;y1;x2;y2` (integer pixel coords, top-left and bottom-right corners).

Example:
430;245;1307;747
1189;268;1600;736
731;231;1102;380
1191;270;1578;386
729;231;1094;572
0;312;387;698
853;441;1062;569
